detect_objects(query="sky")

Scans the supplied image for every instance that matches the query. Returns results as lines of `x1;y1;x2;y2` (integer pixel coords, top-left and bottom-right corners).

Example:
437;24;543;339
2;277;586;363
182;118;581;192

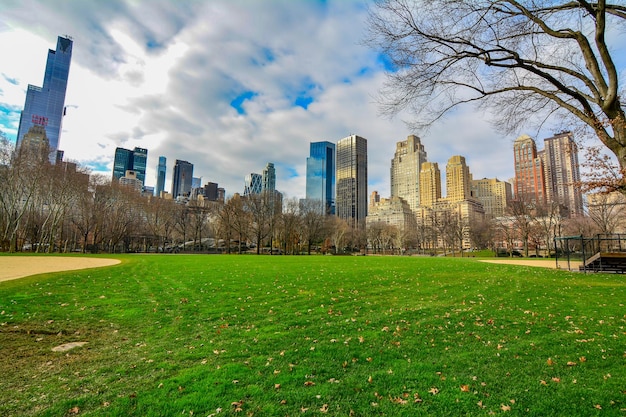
0;0;551;200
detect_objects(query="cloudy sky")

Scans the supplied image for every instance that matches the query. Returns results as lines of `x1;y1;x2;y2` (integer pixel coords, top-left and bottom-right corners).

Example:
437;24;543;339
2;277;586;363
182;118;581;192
1;0;545;199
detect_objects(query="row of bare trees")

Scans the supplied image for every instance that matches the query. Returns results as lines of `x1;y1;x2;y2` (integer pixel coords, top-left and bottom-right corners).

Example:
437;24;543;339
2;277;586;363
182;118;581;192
3;132;624;255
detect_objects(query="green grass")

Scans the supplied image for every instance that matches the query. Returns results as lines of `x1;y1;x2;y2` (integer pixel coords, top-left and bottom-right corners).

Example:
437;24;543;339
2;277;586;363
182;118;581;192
0;255;624;416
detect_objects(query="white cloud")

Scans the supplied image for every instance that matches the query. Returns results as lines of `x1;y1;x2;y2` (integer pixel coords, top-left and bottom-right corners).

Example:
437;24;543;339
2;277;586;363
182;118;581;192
1;0;525;200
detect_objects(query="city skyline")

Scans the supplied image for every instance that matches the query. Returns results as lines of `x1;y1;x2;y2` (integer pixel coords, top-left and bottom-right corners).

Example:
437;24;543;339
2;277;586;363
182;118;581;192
1;2;608;201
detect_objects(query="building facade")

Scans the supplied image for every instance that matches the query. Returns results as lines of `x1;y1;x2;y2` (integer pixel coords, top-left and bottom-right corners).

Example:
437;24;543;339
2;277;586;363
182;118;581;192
306;141;336;215
446;155;472;202
367;192;417;230
542;132;584;217
470;178;513;218
419;162;442;208
112;147;148;186
16;36;73;162
513;134;546;205
172;159;194;198
244;173;262;196
155;156;166;197
390;135;427;213
336;135;368;228
262;162;276;193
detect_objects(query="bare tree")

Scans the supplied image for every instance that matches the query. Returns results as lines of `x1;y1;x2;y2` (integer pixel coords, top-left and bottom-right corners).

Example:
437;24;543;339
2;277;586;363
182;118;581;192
245;193;274;254
300;199;326;255
368;1;626;189
586;191;626;234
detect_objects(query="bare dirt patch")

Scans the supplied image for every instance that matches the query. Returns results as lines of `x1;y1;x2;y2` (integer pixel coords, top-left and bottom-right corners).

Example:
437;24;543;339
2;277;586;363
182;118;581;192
480;259;581;270
0;257;120;282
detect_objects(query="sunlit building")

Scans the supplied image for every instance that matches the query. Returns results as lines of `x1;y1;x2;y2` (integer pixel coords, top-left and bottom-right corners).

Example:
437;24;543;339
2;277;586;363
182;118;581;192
470;178;512;218
543;131;583;217
513;134;546;204
306;141;336;215
390;135;427;213
419;162;441;209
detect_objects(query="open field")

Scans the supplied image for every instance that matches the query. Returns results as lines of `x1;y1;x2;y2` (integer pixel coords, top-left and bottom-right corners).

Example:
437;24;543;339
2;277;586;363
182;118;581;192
0;254;624;416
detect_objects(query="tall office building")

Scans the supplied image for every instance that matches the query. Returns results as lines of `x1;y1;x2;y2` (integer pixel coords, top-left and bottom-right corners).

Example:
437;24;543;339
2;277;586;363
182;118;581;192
543;131;583;216
419;162;442;208
262;162;276;193
471;178;512;218
112;147;148;185
171;159;194;198
155;156;166;197
336;135;367;228
244;173;262;196
446;155;472;202
306;141;336;215
390;135;427;212
513;134;546;204
16;36;73;162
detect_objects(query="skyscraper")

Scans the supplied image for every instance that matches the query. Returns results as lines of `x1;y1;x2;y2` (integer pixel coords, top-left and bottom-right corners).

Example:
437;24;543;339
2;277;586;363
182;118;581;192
543;131;583;216
336;135;367;228
513;134;546;204
244;173;262;196
16;36;73;162
446;155;472;202
112;147;148;186
390;135;427;212
419;162;442;208
306;141;336;215
155;156;166;197
172;159;194;198
262;162;276;193
471;178;512;218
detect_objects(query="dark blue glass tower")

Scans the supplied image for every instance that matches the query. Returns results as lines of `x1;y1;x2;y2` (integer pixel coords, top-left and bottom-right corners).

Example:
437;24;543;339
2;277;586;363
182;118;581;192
16;36;72;162
172;159;194;198
306;141;336;215
155;156;167;197
112;147;148;185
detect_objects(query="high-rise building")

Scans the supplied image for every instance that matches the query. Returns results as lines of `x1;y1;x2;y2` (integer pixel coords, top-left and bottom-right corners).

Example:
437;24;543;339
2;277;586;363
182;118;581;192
419;162;442;208
336;134;367;228
367;191;417;231
16;36;73;163
471;178;512;218
306;141;336;215
390;135;427;212
446;155;472;202
17;124;50;162
542;131;583;217
244;173;262;196
155;156;166;197
112;147;148;185
171;159;194;198
262;162;276;193
513;134;546;204
119;170;143;193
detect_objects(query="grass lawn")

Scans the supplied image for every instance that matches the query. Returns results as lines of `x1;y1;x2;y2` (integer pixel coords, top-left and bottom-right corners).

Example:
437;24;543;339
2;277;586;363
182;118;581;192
0;254;624;416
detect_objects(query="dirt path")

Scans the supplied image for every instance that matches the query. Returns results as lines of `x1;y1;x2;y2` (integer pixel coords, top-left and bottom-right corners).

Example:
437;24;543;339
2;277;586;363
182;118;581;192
480;259;582;270
0;257;120;282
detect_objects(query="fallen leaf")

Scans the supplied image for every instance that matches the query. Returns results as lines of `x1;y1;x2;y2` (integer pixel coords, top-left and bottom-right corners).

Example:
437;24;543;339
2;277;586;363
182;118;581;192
566;361;577;366
320;404;329;413
501;404;511;411
460;385;470;392
594;404;602;410
546;358;554;366
274;384;281;389
428;387;439;395
367;375;373;383
304;381;315;386
69;406;80;414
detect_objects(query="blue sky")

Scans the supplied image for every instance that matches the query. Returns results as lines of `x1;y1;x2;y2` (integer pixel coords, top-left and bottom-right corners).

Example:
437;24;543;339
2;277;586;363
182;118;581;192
0;0;535;199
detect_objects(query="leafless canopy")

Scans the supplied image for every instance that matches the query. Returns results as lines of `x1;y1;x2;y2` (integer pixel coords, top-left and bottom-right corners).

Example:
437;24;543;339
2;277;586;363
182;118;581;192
367;0;626;168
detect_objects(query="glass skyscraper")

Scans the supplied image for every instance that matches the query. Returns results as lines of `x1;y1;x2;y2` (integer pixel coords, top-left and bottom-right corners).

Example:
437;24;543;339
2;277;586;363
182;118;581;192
16;36;73;162
262;162;276;193
172;159;194;198
112;147;148;186
306;141;336;215
244;173;262;196
155;156;166;197
336;135;367;228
